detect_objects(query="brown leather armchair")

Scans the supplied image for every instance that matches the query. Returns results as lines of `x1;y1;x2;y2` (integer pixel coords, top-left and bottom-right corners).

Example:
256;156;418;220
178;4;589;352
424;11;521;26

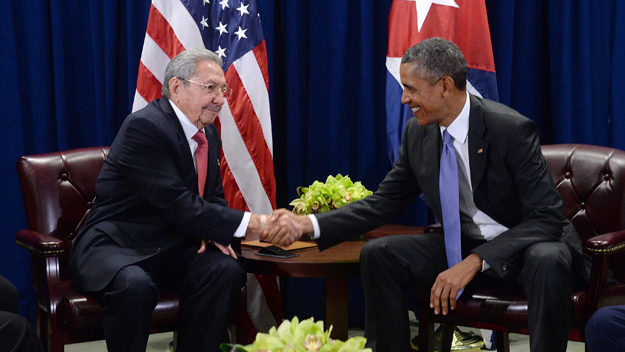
416;144;625;352
15;147;247;351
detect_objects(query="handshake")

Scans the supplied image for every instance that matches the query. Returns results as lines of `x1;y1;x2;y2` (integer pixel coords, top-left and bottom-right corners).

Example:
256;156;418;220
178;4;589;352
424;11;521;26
250;209;314;247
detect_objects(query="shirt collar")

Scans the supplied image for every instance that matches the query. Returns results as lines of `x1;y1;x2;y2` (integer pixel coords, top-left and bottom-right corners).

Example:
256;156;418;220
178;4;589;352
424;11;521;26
169;99;202;142
440;91;471;143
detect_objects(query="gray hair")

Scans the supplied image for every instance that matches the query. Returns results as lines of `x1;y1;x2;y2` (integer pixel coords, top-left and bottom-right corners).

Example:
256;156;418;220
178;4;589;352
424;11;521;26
401;37;467;91
161;48;223;98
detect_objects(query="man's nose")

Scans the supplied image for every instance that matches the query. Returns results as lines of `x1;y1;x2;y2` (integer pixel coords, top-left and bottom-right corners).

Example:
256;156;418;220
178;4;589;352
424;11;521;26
401;90;410;104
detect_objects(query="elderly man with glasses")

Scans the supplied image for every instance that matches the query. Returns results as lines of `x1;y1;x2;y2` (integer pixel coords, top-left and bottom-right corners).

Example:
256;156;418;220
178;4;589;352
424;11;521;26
70;48;300;352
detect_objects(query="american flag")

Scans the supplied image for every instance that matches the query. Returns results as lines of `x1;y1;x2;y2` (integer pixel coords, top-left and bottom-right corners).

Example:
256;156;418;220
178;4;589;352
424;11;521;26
132;0;280;341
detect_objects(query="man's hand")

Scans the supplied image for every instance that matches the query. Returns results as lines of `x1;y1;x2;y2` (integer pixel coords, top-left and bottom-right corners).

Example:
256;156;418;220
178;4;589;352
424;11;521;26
197;240;237;259
259;209;308;247
430;253;482;315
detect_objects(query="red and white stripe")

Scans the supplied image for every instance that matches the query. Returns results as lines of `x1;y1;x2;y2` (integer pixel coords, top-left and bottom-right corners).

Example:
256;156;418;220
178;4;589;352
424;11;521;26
132;0;279;337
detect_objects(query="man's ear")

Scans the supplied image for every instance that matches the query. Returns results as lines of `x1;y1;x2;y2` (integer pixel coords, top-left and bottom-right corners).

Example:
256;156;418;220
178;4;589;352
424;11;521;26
168;77;180;99
440;76;456;96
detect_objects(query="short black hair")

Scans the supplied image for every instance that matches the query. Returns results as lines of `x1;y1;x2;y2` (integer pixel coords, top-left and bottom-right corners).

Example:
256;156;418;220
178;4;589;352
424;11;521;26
401;37;467;91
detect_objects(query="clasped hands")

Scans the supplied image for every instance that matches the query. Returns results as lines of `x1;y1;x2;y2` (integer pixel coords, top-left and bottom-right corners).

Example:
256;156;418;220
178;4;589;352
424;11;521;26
198;209;308;259
257;209;307;247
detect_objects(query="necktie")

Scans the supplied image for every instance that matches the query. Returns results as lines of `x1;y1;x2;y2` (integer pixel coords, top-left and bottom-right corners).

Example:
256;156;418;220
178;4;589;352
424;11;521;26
193;130;208;198
439;129;463;297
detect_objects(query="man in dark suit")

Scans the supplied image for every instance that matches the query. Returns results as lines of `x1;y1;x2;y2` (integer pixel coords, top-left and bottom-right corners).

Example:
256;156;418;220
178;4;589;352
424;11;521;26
0;275;44;352
70;48;298;352
263;38;586;352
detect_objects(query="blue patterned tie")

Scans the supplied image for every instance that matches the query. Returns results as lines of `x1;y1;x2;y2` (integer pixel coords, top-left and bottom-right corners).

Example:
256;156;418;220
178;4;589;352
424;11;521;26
440;129;463;298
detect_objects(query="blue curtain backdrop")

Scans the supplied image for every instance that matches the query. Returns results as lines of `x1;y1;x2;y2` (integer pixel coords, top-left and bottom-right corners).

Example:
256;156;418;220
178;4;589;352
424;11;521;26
2;0;624;327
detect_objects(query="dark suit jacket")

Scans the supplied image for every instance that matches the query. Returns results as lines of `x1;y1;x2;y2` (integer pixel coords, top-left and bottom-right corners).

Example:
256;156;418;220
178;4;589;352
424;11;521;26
316;94;585;280
70;98;244;292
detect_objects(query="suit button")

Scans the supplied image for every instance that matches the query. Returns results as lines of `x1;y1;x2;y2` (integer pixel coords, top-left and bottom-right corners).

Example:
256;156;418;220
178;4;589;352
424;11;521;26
502;265;508;271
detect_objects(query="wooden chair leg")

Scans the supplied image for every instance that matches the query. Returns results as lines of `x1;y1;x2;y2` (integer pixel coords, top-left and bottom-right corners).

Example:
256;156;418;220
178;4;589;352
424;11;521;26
495;331;510;352
439;324;455;352
418;312;435;351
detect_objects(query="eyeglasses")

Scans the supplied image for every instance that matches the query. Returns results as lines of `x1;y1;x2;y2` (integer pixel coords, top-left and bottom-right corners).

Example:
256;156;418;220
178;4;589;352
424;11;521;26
180;78;233;99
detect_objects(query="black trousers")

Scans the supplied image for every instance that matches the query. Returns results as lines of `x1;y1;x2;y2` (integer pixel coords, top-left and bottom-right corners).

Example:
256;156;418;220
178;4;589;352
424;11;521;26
0;275;44;352
360;232;574;352
98;239;247;352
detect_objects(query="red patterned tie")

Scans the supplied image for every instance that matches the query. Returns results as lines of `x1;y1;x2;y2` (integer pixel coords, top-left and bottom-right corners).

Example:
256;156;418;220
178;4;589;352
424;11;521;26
192;130;208;198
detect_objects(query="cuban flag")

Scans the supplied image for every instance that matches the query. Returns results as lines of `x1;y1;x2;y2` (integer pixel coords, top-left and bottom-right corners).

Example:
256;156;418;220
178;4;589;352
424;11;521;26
385;0;498;163
132;0;280;341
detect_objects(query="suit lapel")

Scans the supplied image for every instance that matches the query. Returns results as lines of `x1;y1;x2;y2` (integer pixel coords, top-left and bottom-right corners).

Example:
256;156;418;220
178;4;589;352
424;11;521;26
159;99;197;187
422;124;443;215
467;95;488;189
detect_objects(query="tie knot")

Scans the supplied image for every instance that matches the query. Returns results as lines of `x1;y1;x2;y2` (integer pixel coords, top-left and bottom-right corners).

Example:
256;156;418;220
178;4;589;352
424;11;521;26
193;130;208;145
443;129;454;146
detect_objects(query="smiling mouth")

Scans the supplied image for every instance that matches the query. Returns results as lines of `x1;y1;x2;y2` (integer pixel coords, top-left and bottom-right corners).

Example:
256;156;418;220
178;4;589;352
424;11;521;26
412;107;421;114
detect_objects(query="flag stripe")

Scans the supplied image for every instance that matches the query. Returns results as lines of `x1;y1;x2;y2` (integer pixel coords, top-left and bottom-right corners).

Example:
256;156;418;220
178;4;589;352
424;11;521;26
146;4;186;59
132;90;149;112
136;62;163;104
213;145;248;211
219;96;273;214
152;0;204;49
139;34;170;85
233;47;273;156
226;64;276;208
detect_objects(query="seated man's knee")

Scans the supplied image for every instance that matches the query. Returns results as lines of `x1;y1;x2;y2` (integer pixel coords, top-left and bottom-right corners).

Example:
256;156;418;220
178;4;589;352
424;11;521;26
210;257;247;289
110;266;159;303
360;237;392;262
587;306;622;333
524;242;571;269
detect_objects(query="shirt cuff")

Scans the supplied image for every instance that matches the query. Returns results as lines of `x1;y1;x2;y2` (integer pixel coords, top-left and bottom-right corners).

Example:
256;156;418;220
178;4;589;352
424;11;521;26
481;260;491;272
307;214;320;240
233;212;251;238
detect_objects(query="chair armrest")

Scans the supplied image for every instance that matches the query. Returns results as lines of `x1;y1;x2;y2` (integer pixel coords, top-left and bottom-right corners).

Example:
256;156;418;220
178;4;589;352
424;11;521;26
585;229;625;256
424;223;441;233
15;229;65;257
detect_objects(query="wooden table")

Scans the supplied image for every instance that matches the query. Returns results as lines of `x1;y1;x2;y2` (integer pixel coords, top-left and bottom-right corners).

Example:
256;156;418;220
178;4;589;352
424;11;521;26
241;224;423;341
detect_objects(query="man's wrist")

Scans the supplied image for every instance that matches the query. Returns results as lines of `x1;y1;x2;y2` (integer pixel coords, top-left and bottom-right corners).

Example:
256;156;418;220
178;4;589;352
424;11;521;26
297;215;316;240
246;213;261;236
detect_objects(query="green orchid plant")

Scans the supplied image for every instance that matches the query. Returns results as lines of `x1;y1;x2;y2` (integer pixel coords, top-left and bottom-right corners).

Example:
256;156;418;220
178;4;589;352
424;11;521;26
220;316;371;352
289;175;373;215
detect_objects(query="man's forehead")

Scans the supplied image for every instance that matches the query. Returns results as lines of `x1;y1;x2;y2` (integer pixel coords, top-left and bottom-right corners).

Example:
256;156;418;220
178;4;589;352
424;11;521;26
194;61;226;82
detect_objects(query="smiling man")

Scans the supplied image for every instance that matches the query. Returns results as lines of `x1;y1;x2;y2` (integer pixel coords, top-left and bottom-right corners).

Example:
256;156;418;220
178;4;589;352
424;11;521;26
262;38;588;352
70;48;299;352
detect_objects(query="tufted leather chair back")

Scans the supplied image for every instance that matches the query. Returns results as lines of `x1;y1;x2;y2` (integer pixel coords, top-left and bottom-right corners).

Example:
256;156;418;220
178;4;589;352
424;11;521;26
542;144;625;283
17;147;109;280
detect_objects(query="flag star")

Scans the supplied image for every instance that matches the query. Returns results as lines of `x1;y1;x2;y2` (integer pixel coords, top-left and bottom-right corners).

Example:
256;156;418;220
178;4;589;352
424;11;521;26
203;0;210;4
236;3;250;16
234;26;247;40
215;21;228;35
200;16;209;28
219;0;229;10
215;46;227;58
408;0;459;31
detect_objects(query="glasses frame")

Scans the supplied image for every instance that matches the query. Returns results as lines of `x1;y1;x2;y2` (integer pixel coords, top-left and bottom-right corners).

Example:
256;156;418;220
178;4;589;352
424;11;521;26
180;78;233;99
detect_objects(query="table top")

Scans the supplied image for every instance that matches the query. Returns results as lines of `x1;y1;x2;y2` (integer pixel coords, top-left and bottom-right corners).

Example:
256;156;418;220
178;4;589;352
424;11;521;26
241;224;424;278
